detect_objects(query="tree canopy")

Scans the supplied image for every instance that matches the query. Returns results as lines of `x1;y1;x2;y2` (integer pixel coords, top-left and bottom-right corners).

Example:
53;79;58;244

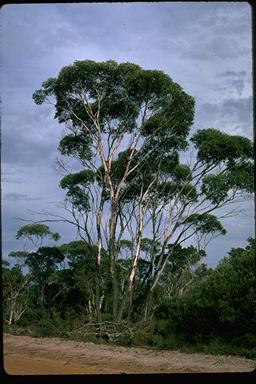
16;224;60;246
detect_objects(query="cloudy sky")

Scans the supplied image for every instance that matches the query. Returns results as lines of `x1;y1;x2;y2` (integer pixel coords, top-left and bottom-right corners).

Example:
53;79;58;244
1;2;254;267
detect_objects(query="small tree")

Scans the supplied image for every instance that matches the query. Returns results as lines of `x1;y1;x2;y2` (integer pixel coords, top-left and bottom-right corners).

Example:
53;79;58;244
2;261;31;326
5;225;62;323
16;223;60;247
59;240;111;319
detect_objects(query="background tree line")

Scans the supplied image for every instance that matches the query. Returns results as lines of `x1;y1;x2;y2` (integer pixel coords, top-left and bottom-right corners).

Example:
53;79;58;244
3;225;255;357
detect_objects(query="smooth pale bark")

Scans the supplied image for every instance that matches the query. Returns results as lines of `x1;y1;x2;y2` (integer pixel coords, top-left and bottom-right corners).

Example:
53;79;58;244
117;202;144;321
7;277;29;325
127;202;144;307
108;199;119;320
95;191;105;322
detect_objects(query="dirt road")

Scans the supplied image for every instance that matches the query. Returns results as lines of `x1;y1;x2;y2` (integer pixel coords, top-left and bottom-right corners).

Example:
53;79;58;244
3;333;255;375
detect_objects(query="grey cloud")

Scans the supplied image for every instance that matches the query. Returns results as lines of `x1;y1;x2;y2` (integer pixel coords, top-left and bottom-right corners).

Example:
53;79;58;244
204;199;254;267
217;70;247;78
2;177;26;184
221;97;253;123
2;104;60;167
215;20;251;37
1;3;151;68
1;5;84;90
195;96;253;137
2;128;58;167
4;193;45;202
4;193;28;201
216;71;247;96
198;2;251;38
197;102;219;116
231;79;245;96
198;96;253;124
210;71;249;97
3;2;235;79
182;37;249;61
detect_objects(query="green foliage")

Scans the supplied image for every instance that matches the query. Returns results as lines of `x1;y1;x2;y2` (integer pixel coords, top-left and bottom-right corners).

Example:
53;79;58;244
152;181;198;203
60;170;95;211
158;239;256;346
168;244;206;271
33;59;194;162
3;265;25;290
2;259;10;267
8;251;29;258
60;170;95;190
59;240;96;260
16;224;60;245
191;128;253;164
116;239;133;256
246;236;256;249
26;247;65;273
2;264;31;325
172;164;192;182
202;163;254;205
226;161;254;192
201;174;230;205
184;213;226;235
58;132;93;161
140;238;161;254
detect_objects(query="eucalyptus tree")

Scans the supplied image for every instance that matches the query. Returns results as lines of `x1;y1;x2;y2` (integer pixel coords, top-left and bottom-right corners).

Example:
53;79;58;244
59;240;111;319
2;261;30;326
33;60;253;321
16;223;60;248
7;225;62;318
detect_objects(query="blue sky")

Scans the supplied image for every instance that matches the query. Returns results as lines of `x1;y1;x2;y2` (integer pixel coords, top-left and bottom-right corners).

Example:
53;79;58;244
1;2;254;267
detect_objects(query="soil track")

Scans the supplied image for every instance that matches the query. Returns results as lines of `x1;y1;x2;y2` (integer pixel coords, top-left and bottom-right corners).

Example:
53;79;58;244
3;333;256;375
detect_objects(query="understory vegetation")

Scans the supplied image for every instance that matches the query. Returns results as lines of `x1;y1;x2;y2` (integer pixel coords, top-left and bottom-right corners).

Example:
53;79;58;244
3;235;256;359
3;60;255;359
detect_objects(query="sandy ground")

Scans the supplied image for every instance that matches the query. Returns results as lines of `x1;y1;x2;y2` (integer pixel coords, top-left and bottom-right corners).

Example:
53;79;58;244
3;333;256;375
